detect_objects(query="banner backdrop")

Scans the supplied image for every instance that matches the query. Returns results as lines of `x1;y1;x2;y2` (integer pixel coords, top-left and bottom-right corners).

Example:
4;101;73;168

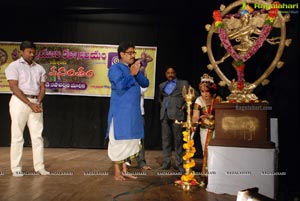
0;42;157;99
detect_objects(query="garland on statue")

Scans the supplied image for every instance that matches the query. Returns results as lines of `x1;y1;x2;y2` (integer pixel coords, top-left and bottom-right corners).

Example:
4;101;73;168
212;2;280;90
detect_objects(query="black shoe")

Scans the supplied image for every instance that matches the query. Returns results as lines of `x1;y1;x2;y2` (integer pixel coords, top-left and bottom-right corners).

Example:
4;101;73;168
158;164;171;170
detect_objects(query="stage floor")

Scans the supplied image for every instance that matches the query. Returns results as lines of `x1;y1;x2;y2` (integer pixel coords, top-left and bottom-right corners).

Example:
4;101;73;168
0;147;236;201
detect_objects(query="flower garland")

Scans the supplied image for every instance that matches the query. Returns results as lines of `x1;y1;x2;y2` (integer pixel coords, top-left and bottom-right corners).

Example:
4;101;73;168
178;130;198;185
233;60;245;90
212;2;280;89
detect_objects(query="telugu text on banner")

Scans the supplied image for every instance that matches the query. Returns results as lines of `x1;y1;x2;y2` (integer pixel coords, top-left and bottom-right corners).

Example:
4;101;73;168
0;41;157;99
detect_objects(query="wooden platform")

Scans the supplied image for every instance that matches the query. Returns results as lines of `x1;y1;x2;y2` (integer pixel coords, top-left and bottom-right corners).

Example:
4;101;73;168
0;147;236;201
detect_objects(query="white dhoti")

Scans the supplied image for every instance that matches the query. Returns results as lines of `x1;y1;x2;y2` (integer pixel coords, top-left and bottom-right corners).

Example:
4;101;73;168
108;119;140;163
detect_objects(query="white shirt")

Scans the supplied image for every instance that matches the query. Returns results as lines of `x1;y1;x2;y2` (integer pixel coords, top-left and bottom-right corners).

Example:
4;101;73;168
5;57;46;95
140;87;148;115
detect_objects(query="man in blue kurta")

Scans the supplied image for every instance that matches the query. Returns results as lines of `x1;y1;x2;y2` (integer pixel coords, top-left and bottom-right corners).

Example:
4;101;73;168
107;42;149;181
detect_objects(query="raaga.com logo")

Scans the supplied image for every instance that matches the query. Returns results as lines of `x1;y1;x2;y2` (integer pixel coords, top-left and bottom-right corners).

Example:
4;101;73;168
254;2;298;14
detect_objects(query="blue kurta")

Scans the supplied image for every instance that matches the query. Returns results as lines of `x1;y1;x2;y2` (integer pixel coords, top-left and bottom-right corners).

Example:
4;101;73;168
106;62;149;140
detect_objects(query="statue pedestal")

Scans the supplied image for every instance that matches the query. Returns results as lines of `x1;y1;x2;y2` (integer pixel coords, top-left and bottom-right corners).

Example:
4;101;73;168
210;103;274;148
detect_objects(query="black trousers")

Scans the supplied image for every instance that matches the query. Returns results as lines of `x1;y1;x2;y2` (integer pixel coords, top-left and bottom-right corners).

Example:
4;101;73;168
160;112;184;168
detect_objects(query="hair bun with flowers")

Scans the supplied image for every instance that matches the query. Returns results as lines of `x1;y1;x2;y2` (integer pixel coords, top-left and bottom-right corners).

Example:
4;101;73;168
200;73;214;84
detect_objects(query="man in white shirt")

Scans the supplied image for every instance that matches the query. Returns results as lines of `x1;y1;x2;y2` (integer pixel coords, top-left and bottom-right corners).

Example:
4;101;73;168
5;40;50;176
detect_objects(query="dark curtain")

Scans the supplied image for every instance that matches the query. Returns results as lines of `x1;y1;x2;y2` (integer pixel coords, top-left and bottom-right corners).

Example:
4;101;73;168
0;1;212;152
